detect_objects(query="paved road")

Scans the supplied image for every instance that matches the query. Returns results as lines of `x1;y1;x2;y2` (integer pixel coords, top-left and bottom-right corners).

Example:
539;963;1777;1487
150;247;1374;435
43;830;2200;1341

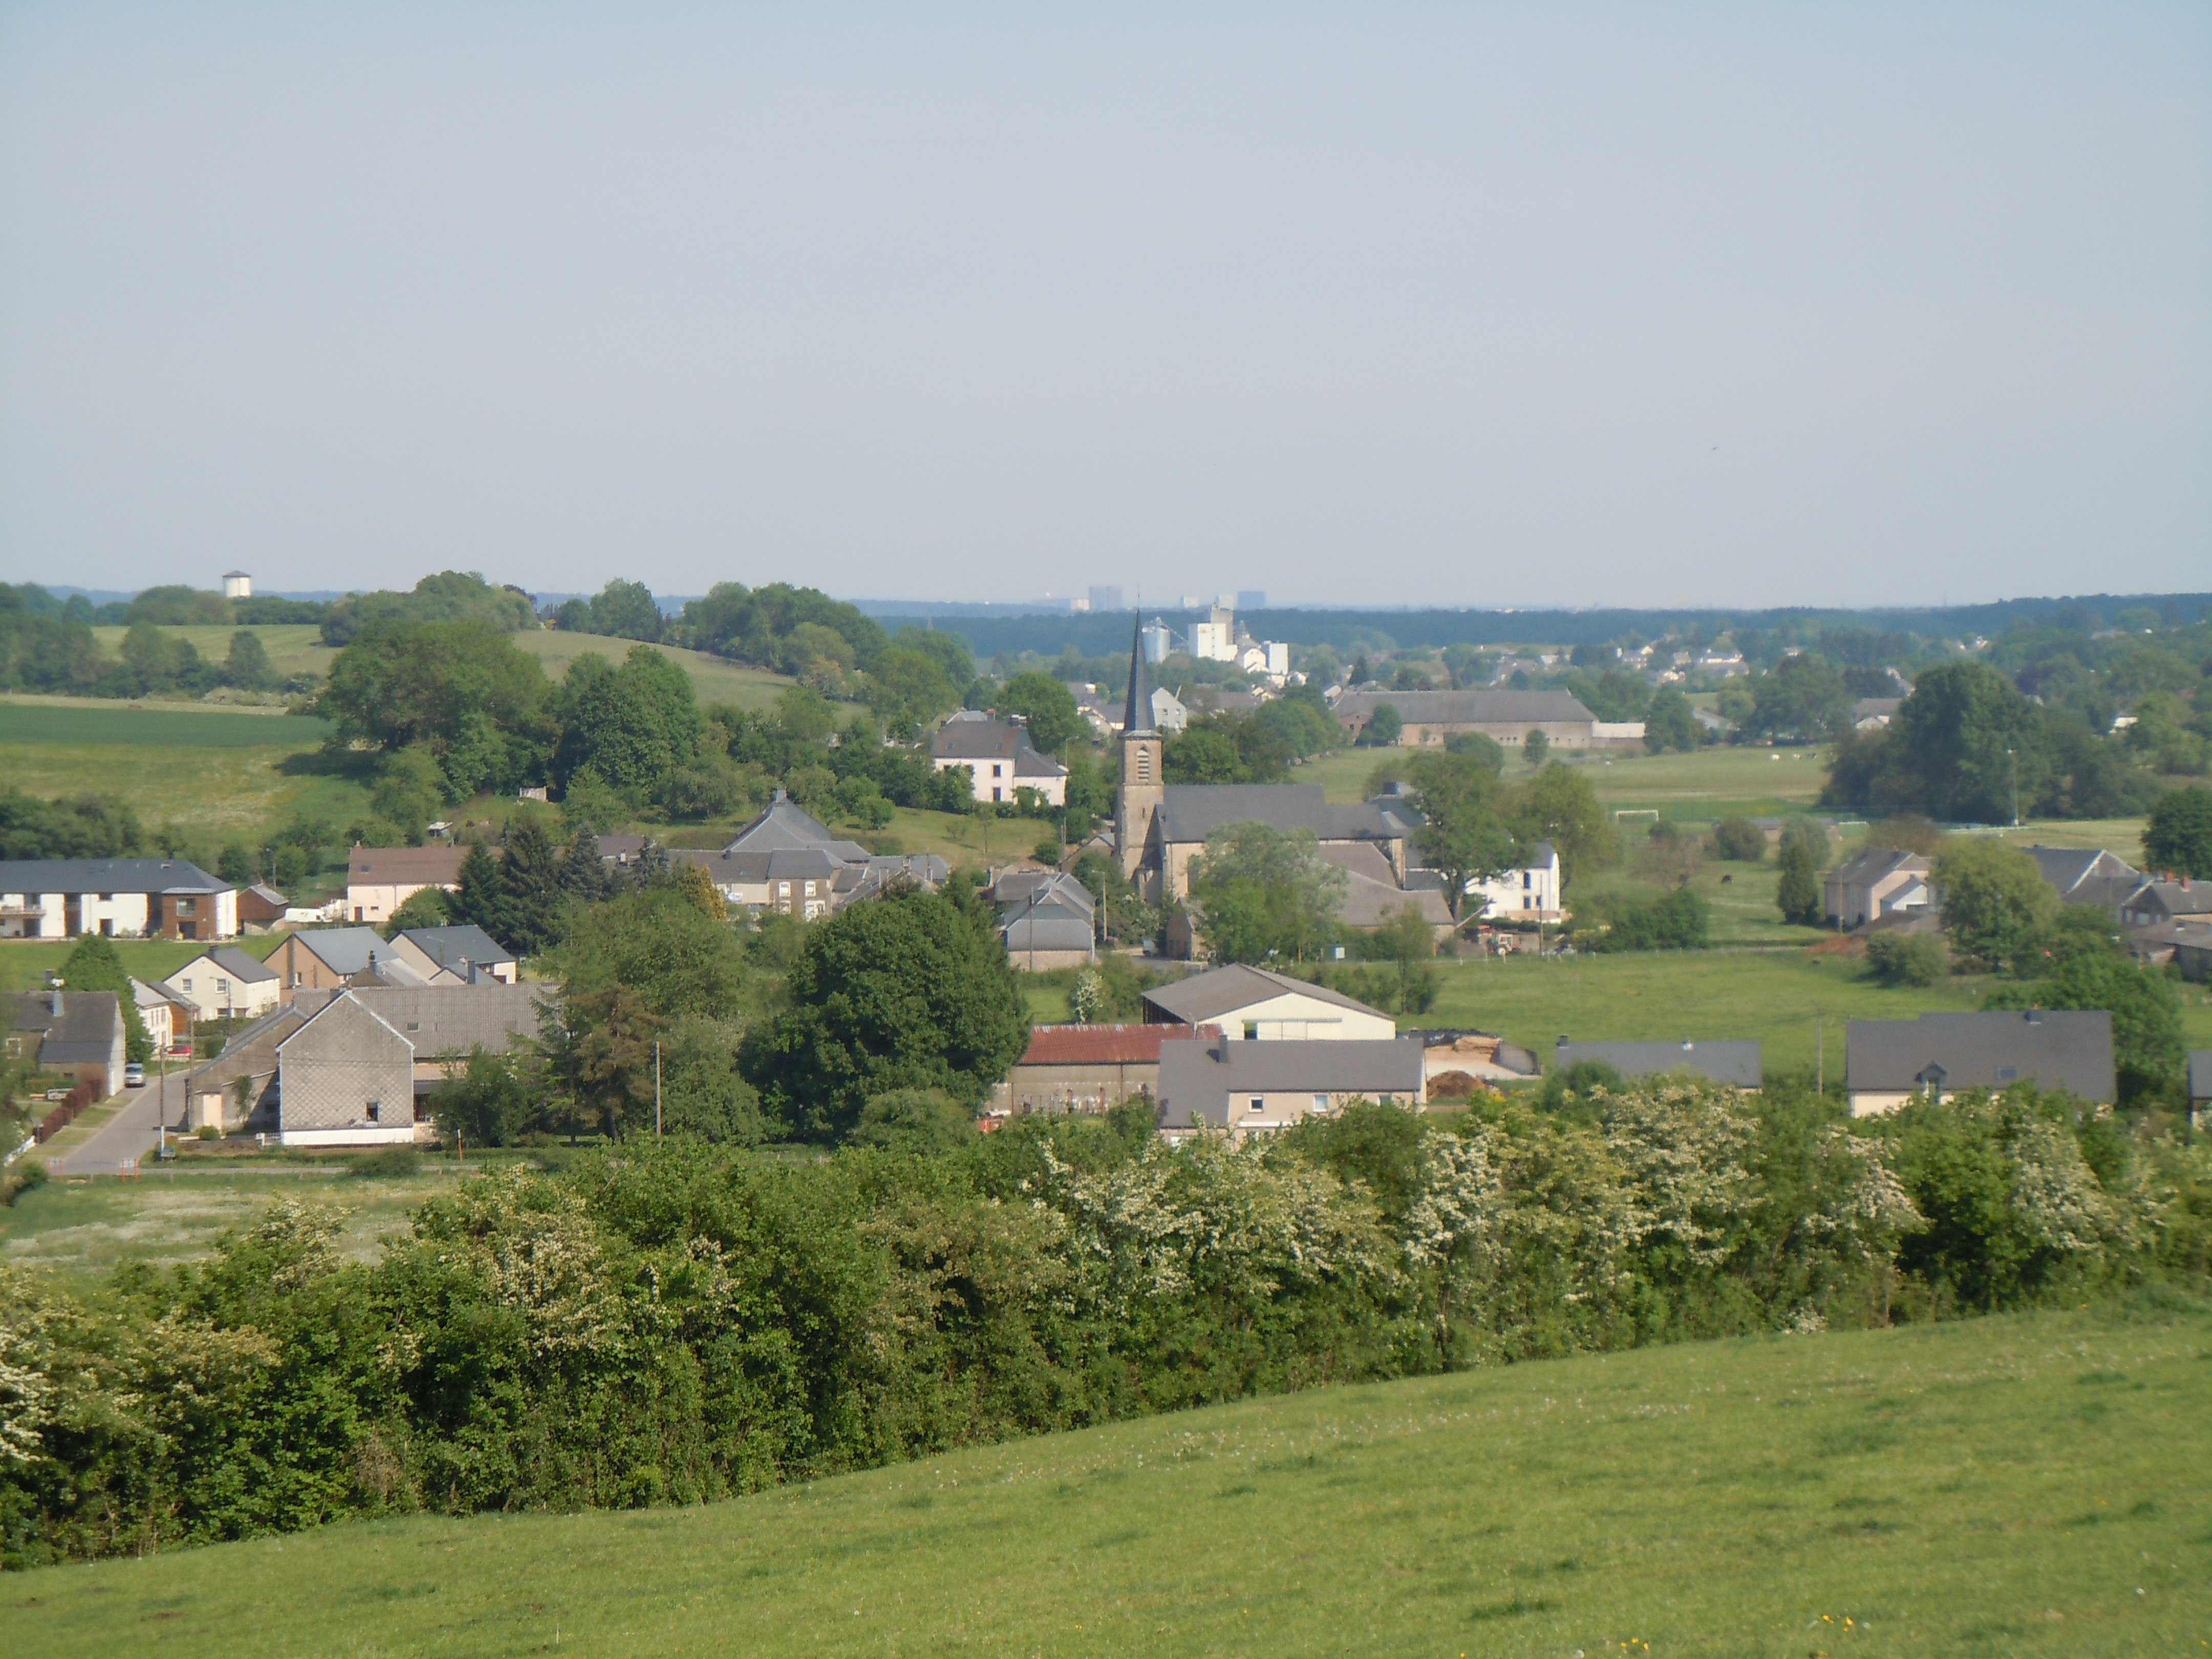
54;1069;187;1176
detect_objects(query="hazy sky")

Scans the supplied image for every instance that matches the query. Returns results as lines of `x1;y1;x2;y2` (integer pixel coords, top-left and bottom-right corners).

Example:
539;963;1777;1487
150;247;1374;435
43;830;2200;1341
2;4;2206;608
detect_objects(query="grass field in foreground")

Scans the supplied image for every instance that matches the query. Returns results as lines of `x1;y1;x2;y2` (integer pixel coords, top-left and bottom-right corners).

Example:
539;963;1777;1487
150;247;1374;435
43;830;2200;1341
8;1304;2207;1656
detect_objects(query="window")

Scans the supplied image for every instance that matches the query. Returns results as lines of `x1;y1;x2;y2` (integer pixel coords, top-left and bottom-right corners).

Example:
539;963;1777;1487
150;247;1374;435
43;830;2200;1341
1242;1022;1259;1040
180;979;193;992
216;979;229;995
777;882;791;898
366;1101;380;1122
1313;1094;1329;1113
803;881;817;897
1248;1097;1265;1113
1997;1067;2017;1081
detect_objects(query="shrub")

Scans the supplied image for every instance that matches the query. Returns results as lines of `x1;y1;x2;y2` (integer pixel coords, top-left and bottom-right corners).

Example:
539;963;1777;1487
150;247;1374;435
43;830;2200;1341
349;1145;423;1179
1710;817;1765;862
1588;887;1710;952
1864;930;1945;987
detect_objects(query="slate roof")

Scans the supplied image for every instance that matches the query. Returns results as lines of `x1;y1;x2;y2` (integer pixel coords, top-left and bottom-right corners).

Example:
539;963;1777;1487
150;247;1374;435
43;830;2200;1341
1826;846;1928;887
2119;880;2212;923
175;945;279;985
1151;784;1406;847
288;927;407;977
290;984;550;1058
1554;1038;1763;1089
0;858;228;895
1845;1011;2115;1102
395;925;515;970
930;718;1068;778
1141;964;1389;1026
993;870;1095;914
1002;912;1095;955
2023;845;2137;897
1158;1037;1427;1129
1329;690;1596;728
7;990;123;1064
722;796;840;855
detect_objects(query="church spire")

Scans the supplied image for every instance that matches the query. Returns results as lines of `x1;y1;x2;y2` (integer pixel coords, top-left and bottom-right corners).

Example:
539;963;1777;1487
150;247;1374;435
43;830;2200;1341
1122;614;1153;735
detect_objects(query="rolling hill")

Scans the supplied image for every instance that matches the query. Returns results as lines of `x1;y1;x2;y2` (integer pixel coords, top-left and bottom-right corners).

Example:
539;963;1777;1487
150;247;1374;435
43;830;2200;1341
7;1304;2205;1656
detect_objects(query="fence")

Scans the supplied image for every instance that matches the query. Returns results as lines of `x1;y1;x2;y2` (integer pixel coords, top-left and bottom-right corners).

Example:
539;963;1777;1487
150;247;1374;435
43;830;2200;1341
33;1081;96;1144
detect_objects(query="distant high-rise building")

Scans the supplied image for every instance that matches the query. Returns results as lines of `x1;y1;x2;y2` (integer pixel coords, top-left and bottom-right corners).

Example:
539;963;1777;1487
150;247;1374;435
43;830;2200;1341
1237;590;1267;610
1088;585;1123;613
1179;594;1205;610
222;571;252;600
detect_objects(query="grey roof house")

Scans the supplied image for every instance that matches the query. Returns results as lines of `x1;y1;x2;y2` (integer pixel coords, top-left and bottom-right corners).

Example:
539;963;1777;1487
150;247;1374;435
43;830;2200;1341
1329;689;1625;750
1822;847;1932;930
389;924;519;985
1157;1035;1427;1140
0;857;237;942
931;714;1069;806
1552;1037;1763;1091
1140;964;1398;1041
7;989;126;1099
1845;1010;2114;1117
992;869;1096;970
670;794;947;921
187;983;547;1139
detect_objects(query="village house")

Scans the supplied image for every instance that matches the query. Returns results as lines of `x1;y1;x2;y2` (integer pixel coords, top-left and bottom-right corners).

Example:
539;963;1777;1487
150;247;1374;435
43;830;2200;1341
1462;841;1563;925
387;924;519;985
1139;963;1398;1042
235;883;291;931
2116;878;2212;930
186;982;545;1141
131;977;195;1057
0;858;238;941
1552;1036;1763;1091
162;945;283;1023
668;794;948;921
265;926;434;999
7;988;126;1099
930;712;1069;806
1822;846;1933;929
345;845;469;926
1328;689;1637;750
2024;846;2143;911
1844;1010;2114;1117
992;869;1096;971
1004;1023;1214;1116
1156;1034;1427;1141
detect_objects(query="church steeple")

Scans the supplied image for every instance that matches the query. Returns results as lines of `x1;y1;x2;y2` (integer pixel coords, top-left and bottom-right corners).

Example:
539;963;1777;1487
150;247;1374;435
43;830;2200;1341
1121;614;1153;735
1116;613;1164;886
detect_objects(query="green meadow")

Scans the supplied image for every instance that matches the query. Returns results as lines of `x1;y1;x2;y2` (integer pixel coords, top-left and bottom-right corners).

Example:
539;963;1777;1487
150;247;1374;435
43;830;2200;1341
0;1164;455;1285
7;1303;2206;1656
0;698;370;845
0;932;284;995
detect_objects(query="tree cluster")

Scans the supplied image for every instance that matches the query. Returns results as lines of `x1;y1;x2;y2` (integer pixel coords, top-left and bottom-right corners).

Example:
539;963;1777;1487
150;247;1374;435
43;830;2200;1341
6;1076;2204;1567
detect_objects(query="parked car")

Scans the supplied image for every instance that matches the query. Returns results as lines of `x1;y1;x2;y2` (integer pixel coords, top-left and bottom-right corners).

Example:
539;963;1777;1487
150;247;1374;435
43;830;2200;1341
124;1063;146;1088
44;1088;71;1101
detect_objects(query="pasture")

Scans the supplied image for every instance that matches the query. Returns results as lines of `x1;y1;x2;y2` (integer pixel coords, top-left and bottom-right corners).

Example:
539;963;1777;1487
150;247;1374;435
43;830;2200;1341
509;629;793;711
0;698;370;844
7;1302;2206;1656
0;1164;460;1286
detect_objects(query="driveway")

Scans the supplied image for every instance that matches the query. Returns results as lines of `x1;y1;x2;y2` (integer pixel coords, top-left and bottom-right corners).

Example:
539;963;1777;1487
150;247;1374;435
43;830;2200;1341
53;1068;188;1176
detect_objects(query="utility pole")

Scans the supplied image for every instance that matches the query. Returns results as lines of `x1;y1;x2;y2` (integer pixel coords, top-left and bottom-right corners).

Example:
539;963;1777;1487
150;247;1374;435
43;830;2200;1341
654;1041;663;1142
1816;1011;1824;1097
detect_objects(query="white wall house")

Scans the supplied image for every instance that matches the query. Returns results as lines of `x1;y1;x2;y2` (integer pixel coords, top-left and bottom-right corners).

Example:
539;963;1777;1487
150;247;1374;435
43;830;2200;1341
1139;964;1398;1042
0;859;238;941
1463;842;1563;924
163;947;284;1023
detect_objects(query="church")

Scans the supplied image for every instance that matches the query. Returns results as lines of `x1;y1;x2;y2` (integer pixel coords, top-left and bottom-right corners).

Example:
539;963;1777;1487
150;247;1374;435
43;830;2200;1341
1111;620;1456;936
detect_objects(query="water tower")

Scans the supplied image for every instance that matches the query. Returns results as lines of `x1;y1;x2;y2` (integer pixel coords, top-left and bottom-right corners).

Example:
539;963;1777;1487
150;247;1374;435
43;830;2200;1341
222;571;252;600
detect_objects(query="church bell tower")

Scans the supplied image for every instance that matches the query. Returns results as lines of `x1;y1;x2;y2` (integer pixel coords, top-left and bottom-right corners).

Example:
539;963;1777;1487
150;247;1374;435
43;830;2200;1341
1116;615;1163;886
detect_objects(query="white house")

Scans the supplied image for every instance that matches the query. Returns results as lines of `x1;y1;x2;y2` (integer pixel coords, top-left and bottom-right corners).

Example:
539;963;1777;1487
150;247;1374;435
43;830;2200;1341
0;858;237;941
1463;842;1562;924
1138;964;1398;1042
1186;606;1239;663
162;946;284;1023
929;714;1069;806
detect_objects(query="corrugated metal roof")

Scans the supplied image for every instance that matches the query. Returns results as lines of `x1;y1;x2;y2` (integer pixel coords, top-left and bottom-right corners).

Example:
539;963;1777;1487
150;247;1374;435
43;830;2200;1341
1141;964;1388;1025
